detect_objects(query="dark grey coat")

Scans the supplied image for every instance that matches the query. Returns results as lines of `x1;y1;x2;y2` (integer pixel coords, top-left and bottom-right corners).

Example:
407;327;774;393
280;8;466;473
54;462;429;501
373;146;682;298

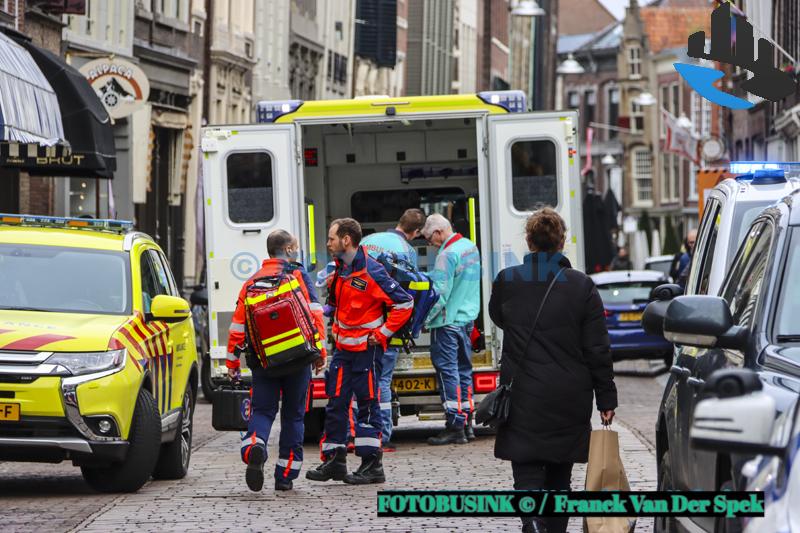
489;252;617;464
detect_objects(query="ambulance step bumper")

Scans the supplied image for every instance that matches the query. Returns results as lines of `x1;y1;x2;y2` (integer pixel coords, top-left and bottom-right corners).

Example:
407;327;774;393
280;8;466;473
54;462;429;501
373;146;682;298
0;436;129;463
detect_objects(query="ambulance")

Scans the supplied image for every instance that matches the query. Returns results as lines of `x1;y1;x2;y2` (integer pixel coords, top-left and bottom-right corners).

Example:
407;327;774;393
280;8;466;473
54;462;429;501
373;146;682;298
200;91;583;436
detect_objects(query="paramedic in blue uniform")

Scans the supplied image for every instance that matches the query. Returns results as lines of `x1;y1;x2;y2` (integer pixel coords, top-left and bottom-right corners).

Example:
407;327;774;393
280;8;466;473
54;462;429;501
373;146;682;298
359;208;426;451
227;230;327;492
421;213;481;445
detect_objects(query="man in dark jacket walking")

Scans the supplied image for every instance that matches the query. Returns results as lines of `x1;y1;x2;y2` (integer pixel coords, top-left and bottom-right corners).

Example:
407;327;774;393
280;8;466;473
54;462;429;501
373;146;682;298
489;208;617;533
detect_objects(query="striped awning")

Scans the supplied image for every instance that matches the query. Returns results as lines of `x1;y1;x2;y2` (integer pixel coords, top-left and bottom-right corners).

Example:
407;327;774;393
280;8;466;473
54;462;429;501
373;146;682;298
0;32;64;145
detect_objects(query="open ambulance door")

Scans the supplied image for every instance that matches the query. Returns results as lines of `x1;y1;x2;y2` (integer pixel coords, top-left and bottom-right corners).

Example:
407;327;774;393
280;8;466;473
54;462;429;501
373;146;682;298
483;112;584;348
200;125;303;372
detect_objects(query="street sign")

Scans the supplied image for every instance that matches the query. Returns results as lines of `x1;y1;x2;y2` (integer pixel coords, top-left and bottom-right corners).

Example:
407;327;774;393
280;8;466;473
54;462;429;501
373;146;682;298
79;58;150;119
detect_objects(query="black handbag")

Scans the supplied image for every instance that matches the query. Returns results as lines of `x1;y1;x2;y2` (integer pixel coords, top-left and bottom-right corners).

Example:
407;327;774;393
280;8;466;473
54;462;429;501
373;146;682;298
211;382;251;431
474;267;566;428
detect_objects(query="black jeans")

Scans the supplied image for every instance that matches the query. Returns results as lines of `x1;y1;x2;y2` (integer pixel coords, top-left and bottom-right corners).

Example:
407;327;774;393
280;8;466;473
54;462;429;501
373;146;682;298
512;461;573;533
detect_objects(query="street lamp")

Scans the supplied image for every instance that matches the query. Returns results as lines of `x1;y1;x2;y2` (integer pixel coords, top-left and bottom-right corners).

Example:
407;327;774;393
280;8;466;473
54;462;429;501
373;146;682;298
557;53;585;75
676;113;693;130
510;0;546;17
633;91;657;106
601;153;617;166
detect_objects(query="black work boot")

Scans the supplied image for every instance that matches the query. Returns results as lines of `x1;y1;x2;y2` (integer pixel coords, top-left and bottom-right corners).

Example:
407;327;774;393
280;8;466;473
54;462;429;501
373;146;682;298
245;446;266;492
306;447;347;482
274;478;293;491
465;413;476;441
343;451;386;485
427;425;467;445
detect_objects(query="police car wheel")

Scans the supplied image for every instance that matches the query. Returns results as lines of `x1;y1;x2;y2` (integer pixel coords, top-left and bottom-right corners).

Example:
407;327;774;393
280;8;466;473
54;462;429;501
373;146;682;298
153;387;195;480
655;452;678;533
81;388;161;493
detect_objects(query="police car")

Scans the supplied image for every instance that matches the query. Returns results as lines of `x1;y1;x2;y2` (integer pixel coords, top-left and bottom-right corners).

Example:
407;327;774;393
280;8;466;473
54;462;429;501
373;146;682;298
0;215;199;492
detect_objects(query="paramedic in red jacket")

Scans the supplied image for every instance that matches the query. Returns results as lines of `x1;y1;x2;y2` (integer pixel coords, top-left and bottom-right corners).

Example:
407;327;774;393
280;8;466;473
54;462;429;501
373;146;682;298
306;218;413;485
227;230;327;492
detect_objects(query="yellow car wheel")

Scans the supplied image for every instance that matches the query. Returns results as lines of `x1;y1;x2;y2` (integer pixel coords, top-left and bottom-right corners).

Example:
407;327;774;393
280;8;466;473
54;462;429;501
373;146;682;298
152;386;194;480
81;388;161;493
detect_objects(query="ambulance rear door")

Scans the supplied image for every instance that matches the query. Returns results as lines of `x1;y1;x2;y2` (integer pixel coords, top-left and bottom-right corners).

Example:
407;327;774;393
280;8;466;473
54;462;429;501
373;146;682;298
485;111;584;274
200;125;302;370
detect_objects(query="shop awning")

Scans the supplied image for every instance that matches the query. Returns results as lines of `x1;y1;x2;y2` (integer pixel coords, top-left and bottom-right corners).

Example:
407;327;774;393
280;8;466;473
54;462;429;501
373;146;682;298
0;32;64;144
17;39;116;178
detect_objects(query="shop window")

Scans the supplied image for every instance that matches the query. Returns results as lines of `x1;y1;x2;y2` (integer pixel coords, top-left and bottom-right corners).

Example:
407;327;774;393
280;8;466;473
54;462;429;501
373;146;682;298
510;140;558;211
226;152;275;224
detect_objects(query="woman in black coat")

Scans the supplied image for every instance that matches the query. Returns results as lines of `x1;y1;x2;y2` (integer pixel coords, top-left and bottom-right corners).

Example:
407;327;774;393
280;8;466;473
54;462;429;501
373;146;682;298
489;208;618;533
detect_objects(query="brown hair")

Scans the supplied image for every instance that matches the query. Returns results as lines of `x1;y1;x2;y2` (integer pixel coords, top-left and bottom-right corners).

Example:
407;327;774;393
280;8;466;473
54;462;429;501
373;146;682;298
398;208;426;234
525;207;566;253
330;217;363;246
267;229;295;258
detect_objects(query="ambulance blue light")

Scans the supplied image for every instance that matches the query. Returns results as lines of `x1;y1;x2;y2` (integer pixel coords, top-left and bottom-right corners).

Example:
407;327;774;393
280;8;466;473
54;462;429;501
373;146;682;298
730;162;781;174
255;100;304;123
0;213;134;233
477;90;527;113
751;169;787;184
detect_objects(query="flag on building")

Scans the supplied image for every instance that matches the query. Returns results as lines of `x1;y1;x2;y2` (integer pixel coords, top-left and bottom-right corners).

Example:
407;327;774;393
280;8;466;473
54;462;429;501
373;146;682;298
663;110;700;165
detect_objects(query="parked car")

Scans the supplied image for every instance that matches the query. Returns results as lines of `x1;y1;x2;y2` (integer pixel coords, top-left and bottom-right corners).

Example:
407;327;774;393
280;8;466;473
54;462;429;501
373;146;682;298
591;270;672;366
0;214;199;493
643;186;800;533
644;254;675;281
691;368;800;533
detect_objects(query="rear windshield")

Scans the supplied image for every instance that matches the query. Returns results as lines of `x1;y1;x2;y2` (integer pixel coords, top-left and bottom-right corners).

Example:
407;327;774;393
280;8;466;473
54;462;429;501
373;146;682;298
597;281;660;305
645;260;671;278
0;244;131;315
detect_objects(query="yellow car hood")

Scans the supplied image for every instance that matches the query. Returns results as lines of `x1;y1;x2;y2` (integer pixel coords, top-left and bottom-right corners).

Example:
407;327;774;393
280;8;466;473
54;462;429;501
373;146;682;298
0;311;129;352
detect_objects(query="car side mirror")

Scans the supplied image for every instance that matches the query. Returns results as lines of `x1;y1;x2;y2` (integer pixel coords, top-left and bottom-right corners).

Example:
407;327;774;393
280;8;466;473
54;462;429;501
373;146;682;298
650;283;683;301
663;296;748;349
702;368;762;398
149;295;192;323
691;390;781;456
190;287;207;306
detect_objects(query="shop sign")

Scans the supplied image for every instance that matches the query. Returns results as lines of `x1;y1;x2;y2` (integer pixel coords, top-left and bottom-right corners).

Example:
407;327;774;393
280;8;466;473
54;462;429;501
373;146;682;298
79;58;150;119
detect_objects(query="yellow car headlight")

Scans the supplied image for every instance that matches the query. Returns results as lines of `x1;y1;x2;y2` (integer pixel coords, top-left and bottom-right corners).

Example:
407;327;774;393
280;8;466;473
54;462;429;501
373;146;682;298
47;349;126;376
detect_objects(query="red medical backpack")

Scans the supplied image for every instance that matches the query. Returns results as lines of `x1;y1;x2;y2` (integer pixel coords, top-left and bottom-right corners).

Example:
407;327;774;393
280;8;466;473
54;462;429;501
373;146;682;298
244;272;321;376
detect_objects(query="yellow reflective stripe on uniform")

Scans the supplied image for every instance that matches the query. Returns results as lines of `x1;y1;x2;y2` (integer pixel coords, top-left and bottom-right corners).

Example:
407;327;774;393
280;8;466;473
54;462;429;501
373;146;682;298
264;334;305;356
389;338;404;346
245;279;300;305
262;327;301;345
315;341;323;349
408;281;429;290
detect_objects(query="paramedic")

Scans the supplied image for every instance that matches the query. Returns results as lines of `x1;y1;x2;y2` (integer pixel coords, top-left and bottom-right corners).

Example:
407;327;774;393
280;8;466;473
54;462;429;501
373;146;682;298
227;230;327;492
421;214;481;445
306;218;413;484
359;208;426;451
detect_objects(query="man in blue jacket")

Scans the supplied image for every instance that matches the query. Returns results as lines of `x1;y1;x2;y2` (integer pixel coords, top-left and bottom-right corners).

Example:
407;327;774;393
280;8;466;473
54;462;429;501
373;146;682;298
421;213;481;445
358;208;426;451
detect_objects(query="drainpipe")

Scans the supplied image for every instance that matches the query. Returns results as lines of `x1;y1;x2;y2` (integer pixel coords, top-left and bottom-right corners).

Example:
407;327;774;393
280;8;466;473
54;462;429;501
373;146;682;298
202;0;213;122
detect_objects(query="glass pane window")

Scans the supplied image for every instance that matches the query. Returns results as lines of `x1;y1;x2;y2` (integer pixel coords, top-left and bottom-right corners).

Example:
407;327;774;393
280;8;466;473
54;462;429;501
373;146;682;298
776;230;800;338
722;222;773;328
633;148;653;203
226;152;275;224
567;91;580;109
597;281;660;305
628;46;641;77
608;87;619;139
584;90;596;125
510;140;558;210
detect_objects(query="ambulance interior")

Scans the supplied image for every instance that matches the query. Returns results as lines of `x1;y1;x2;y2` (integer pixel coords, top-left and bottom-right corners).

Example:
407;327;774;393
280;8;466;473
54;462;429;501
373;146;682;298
300;117;490;370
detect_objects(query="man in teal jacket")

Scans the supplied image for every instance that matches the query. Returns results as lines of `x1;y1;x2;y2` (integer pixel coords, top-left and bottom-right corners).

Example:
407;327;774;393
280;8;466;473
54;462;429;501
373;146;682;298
359;208;426;451
421;213;481;445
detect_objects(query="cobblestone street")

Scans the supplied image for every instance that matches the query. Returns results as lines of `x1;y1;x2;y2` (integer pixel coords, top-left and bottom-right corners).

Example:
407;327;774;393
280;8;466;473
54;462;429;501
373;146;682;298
1;362;662;532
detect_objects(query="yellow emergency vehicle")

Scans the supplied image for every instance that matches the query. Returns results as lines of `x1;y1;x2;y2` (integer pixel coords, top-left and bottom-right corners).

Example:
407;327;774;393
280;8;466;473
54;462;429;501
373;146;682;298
0;215;198;492
201;91;583;436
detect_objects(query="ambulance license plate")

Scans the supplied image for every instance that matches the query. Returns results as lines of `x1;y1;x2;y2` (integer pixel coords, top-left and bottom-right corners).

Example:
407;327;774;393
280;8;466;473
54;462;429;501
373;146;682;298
0;403;20;422
393;376;437;393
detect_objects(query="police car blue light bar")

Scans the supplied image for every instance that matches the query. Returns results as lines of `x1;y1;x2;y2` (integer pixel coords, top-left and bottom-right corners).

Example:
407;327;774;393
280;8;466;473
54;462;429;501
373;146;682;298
0;213;134;233
730;161;800;174
255;99;304;123
477;90;528;113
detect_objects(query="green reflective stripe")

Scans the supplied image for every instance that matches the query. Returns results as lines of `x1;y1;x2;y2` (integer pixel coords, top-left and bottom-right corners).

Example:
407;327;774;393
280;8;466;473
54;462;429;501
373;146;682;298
262;327;302;345
307;203;316;266
468;197;477;243
245;279;300;305
408;281;429;290
389;338;404;346
264;334;305;356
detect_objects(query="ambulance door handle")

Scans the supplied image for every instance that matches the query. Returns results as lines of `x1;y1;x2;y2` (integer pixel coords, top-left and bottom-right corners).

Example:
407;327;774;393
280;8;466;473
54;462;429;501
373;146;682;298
242;229;261;235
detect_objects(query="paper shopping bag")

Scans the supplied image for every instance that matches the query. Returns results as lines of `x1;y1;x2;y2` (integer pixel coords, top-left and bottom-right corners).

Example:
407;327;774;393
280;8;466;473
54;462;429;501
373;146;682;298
583;429;636;533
